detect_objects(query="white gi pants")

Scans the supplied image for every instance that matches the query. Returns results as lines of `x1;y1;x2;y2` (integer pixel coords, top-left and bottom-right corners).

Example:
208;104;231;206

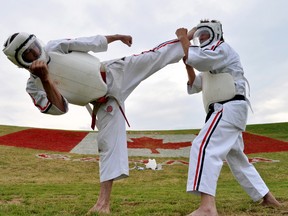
187;101;269;201
95;40;184;182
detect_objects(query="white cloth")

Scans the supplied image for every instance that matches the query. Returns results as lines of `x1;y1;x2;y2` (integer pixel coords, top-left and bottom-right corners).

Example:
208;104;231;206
26;35;108;114
187;41;247;97
96;39;184;182
26;35;184;182
186;40;269;201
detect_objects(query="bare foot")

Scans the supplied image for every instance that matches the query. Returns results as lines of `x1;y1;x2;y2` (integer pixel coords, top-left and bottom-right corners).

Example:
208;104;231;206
86;204;110;215
260;191;281;207
187;207;218;216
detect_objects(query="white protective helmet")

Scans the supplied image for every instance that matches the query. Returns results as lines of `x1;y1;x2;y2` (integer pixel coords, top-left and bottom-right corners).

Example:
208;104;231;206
193;20;223;48
3;32;49;68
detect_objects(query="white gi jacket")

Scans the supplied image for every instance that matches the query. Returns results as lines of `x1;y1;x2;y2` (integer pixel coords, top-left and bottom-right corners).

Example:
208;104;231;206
26;35;108;115
187;40;249;131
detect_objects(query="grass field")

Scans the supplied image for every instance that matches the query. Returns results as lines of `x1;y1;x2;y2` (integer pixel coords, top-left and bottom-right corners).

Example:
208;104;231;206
0;123;287;216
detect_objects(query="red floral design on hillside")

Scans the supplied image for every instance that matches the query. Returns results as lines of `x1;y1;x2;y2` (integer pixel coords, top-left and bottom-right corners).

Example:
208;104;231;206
0;129;88;152
127;137;191;154
243;132;288;154
0;129;287;154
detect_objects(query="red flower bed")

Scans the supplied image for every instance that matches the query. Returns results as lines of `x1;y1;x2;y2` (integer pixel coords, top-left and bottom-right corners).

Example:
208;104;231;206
243;132;288;154
0;128;88;152
0;129;287;154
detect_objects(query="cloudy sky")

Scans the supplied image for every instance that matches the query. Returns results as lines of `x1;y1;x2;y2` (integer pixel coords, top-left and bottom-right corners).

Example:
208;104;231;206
1;0;288;131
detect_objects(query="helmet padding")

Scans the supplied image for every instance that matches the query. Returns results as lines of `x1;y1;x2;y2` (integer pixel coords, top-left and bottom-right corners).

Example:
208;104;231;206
193;20;223;48
3;32;48;68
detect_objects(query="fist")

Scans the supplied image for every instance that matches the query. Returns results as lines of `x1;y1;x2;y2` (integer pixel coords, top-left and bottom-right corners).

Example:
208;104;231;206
29;60;49;82
175;28;188;40
120;35;133;47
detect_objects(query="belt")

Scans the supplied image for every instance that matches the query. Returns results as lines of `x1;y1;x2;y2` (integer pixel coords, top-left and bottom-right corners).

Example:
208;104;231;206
205;94;245;122
216;94;245;105
90;64;107;130
100;64;106;83
90;65;130;130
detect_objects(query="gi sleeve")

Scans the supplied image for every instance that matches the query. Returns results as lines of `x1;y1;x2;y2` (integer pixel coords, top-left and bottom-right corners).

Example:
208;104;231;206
26;75;69;115
187;73;202;95
186;44;227;72
46;35;108;54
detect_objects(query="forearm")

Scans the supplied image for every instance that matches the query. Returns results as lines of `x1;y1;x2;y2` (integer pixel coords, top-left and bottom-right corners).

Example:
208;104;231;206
175;28;191;60
179;37;190;60
105;34;132;47
29;60;66;112
105;34;122;44
41;79;66;112
185;64;196;86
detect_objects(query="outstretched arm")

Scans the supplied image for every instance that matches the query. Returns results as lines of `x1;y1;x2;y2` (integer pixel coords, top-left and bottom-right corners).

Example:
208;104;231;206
105;34;133;47
29;61;66;112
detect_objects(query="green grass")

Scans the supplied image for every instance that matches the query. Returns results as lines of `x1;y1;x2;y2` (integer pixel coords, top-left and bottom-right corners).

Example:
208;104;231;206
246;122;288;142
0;123;288;215
0;125;29;136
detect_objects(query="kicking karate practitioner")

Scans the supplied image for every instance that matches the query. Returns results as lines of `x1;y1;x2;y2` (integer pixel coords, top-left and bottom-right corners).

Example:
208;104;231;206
175;20;280;216
3;32;185;214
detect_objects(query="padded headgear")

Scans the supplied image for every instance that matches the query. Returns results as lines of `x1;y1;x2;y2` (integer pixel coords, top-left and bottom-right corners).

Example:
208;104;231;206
193;19;223;48
3;32;48;68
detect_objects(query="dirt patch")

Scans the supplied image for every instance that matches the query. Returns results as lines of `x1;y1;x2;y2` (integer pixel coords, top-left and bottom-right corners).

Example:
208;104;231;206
0;198;23;205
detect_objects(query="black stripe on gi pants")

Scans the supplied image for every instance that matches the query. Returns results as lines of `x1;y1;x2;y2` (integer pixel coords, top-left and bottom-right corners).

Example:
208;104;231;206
196;111;223;190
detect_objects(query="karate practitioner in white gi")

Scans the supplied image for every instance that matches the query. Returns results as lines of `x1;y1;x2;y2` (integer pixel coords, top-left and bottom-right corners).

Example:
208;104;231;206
175;19;281;216
3;32;185;214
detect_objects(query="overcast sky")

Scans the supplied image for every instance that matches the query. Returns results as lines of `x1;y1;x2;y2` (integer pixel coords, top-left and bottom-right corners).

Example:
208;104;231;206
1;0;288;131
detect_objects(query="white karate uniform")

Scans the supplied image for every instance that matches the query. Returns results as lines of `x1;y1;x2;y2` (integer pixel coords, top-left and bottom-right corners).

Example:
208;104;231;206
186;40;269;201
26;35;184;182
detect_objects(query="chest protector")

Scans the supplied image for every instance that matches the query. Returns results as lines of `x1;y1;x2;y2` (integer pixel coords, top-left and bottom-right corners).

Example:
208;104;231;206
38;51;107;106
202;72;236;113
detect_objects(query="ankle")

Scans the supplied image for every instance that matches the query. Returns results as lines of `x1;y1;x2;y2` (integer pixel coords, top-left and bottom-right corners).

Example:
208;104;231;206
96;200;110;210
199;205;218;214
262;192;281;207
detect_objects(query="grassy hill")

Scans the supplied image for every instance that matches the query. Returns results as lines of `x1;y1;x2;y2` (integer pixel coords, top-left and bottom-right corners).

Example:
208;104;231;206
0;122;287;215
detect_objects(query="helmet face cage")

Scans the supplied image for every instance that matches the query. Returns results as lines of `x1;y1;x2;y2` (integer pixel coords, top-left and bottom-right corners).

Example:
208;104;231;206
193;26;215;48
21;41;42;63
18;37;43;65
15;35;38;67
194;20;223;48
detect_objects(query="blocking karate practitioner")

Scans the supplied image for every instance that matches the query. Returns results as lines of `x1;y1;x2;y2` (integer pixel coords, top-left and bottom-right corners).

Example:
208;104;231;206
175;20;281;216
3;32;185;214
